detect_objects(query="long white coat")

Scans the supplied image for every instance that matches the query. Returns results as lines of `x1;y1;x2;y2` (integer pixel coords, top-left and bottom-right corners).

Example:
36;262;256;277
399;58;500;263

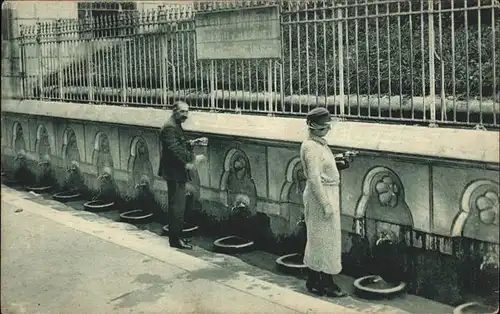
300;135;342;275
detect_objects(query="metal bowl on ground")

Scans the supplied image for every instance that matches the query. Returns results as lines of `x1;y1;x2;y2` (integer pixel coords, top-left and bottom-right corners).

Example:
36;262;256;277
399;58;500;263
52;190;81;202
83;200;115;212
25;185;52;193
276;253;307;275
213;235;254;255
353;275;406;300
162;223;199;238
120;209;154;225
452;302;498;314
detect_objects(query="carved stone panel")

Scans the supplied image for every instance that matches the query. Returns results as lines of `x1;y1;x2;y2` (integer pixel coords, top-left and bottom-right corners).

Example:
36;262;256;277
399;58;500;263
94;132;114;177
279;156;306;226
13;121;26;154
452;179;499;244
63;128;80;166
36;125;51;160
129;137;153;187
354;166;414;243
221;148;257;212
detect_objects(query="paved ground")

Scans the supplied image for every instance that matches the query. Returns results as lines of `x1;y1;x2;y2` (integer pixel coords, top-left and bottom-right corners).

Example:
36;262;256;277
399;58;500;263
1;185;454;314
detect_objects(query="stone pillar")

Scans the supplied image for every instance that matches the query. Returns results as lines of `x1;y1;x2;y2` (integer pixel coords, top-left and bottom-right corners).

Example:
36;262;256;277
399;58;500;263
1;5;22;99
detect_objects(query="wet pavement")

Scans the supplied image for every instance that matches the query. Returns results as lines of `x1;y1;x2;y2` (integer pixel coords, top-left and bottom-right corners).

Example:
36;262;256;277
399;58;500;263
1;184;455;313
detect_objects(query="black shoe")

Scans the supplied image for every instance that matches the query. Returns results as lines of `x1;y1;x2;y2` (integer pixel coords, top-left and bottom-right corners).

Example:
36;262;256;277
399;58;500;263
306;270;325;296
170;238;193;250
321;273;347;297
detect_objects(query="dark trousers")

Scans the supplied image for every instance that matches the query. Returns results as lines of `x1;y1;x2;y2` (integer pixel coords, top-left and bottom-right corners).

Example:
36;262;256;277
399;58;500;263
167;180;186;242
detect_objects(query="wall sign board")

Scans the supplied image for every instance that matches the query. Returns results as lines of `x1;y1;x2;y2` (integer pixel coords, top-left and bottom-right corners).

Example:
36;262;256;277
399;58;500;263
195;6;281;60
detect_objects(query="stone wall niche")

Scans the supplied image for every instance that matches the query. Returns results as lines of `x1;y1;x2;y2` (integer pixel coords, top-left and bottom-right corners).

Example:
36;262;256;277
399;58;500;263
354;166;414;247
127;136;154;197
34;124;53;186
219;148;257;213
62;127;80;166
451;179;499;305
451;179;499;244
90;131;115;200
279;156;306;231
60;127;83;191
12;121;26;155
4;121;28;179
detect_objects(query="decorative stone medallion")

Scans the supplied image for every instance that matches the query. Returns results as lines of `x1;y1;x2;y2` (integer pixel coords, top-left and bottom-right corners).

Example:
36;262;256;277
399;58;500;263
375;175;399;208
476;191;499;226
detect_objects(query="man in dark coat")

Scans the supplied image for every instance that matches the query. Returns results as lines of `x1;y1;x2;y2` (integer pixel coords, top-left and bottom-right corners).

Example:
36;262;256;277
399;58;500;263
158;101;195;249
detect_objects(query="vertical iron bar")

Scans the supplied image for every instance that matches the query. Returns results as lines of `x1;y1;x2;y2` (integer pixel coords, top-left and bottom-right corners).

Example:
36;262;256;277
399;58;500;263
297;5;302;112
438;0;445;121
355;0;360;117
465;0;470;123
57;20;63;100
428;0;436;125
337;2;345;116
322;0;328;111
160;11;168;106
345;0;350;115
313;1;319;105
268;61;273;114
409;1;415;119
451;0;457;122
375;3;381;117
120;12;128;104
492;0;497;126
177;18;182;100
365;0;370;117
397;1;403;119
288;2;293;113
421;0;426;121
477;0;483;125
222;60;226;110
386;1;391;118
36;21;43;100
256;60;260;111
181;16;187;102
87;15;94;103
305;2;311;110
210;60;215;110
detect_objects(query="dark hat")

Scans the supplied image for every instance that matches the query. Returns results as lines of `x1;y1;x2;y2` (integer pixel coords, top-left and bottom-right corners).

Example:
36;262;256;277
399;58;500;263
306;107;331;126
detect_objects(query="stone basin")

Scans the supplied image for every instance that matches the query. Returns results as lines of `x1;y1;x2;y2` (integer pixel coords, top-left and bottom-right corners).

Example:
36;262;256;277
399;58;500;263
276;253;307;275
162;223;199;238
213;235;254;255
120;209;154;224
452;302;498;314
52;190;81;203
83;200;115;212
25;185;52;193
353;275;406;300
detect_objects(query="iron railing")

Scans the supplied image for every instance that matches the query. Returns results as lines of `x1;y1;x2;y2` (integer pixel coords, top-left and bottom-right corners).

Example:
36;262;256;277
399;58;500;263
4;0;500;128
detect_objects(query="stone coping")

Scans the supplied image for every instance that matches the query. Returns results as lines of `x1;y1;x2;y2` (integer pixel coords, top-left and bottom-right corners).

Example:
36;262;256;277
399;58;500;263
2;99;499;165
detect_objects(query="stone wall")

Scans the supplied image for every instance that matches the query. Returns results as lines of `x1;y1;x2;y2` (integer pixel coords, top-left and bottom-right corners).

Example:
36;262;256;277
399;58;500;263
1;99;499;305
